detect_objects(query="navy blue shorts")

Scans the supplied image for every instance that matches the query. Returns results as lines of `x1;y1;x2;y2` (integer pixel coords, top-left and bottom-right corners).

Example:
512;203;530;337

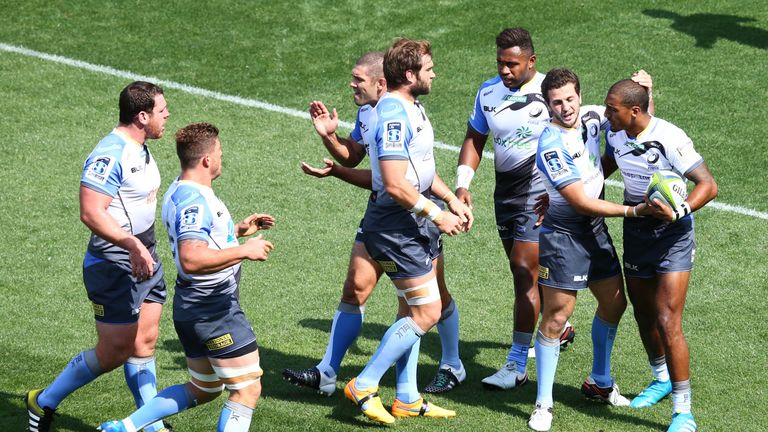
623;216;695;278
174;299;258;359
83;252;166;324
496;208;541;242
538;226;621;290
363;225;433;279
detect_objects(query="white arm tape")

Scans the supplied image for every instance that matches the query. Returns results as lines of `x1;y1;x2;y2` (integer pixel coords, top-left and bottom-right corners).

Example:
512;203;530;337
456;165;475;190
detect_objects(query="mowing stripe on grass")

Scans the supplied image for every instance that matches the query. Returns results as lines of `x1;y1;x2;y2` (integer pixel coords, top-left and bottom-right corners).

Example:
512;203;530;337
2;42;765;221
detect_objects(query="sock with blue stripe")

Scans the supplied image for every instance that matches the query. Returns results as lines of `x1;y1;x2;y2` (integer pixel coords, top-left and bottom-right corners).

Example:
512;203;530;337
125;383;196;432
507;331;533;375
124;356;165;432
436;300;461;370
217;400;254;432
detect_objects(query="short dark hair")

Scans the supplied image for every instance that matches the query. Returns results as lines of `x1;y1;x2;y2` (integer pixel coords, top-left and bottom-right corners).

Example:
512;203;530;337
356;51;385;80
383;38;432;88
541;68;580;103
607;79;650;112
175;122;220;170
496;27;534;54
118;81;164;124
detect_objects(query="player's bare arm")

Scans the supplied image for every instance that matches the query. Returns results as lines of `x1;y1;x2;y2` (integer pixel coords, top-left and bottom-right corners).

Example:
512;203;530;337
178;236;274;274
300;159;373;190
380;159;464;236
558;181;649;218
455;127;489;209
645;163;718;223
431;174;474;231
309;100;366;167
79;185;155;280
631;69;655;114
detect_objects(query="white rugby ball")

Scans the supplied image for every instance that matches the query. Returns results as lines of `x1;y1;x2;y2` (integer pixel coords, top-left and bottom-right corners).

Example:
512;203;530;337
646;170;687;209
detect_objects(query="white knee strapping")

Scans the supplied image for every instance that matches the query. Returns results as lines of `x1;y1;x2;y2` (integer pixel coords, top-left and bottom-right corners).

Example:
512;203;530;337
398;277;440;306
212;362;264;390
188;368;224;393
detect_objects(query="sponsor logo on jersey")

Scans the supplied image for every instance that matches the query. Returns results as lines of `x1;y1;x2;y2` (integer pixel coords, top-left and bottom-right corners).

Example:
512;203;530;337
180;205;202;232
503;95;527;103
206;333;234;350
482;88;494;97
538;265;549;279
84;155;115;184
646;151;660;164
383;121;404;151
543;150;571;181
378;260;398;273
515;126;532;139
589;124;598;137
529;106;544;118
130;166;142;173
483;105;496;113
92;302;105;317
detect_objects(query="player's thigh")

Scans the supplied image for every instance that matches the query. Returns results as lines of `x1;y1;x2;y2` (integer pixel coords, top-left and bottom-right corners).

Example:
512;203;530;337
342;241;382;301
134;301;163;355
210;349;263;407
626;276;658;316
186;356;223;404
655;271;691;320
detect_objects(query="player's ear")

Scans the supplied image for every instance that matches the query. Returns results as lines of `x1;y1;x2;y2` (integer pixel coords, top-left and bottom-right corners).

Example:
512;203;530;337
528;54;537;68
376;77;386;93
405;69;416;84
136;110;150;126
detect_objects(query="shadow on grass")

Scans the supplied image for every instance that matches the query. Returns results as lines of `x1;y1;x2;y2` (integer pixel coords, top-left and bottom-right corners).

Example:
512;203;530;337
0;390;94;431
644;9;768;49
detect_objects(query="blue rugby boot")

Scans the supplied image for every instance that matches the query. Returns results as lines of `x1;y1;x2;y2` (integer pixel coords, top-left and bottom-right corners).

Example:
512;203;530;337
667;412;697;432
630;379;672;408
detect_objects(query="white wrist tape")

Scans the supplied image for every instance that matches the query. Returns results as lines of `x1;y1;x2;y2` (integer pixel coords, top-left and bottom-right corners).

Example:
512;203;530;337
673;201;692;222
456;165;475;190
410;195;442;222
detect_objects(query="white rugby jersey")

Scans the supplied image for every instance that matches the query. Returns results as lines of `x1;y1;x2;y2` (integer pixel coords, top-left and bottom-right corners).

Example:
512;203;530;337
468;72;548;172
536;105;610;234
349;103;378;155
605;116;703;203
162;179;240;287
363;92;435;231
81;129;161;253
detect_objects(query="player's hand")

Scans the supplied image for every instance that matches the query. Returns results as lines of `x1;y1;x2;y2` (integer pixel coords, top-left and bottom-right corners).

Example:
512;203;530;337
631;69;653;92
434;211;465;236
128;241;155;281
455;187;473;210
238;213;276;237
533;192;549;227
309;101;339;138
243;234;274;261
300;159;335;178
642;197;675;222
447;198;474;232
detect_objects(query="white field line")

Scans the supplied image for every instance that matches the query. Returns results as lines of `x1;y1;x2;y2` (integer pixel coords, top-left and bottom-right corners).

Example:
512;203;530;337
2;42;766;221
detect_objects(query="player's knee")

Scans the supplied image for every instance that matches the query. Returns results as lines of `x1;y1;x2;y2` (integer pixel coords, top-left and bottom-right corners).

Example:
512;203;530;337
96;341;134;370
341;277;371;305
213;361;263;407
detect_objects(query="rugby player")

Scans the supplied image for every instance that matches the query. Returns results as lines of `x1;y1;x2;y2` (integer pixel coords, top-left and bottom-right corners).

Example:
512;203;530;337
99;122;275;432
456;27;575;390
343;38;472;425
26;81;170;432
283;51;465;396
527;68;654;432
603;79;717;432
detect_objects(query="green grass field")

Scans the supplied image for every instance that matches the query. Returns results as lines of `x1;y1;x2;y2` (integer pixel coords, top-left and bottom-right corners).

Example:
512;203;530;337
1;1;767;430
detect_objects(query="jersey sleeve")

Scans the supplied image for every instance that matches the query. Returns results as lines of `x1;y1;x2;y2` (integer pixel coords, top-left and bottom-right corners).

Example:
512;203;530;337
536;127;581;190
173;189;214;243
349;107;363;143
81;148;123;197
467;85;490;135
665;128;704;175
375;99;412;161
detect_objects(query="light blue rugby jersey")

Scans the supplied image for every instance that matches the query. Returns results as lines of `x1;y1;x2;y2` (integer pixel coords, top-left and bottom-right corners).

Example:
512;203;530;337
469;72;548;172
81;129;161;257
349;103;378;155
363;92;436;232
162;179;240;320
605;116;703;204
536;105;610;234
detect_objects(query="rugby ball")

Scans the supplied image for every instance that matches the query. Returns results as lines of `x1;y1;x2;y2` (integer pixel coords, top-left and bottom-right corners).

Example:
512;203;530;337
646;170;687;209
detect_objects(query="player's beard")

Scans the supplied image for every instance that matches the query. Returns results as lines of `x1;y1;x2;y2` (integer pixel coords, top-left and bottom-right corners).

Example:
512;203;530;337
411;76;431;97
